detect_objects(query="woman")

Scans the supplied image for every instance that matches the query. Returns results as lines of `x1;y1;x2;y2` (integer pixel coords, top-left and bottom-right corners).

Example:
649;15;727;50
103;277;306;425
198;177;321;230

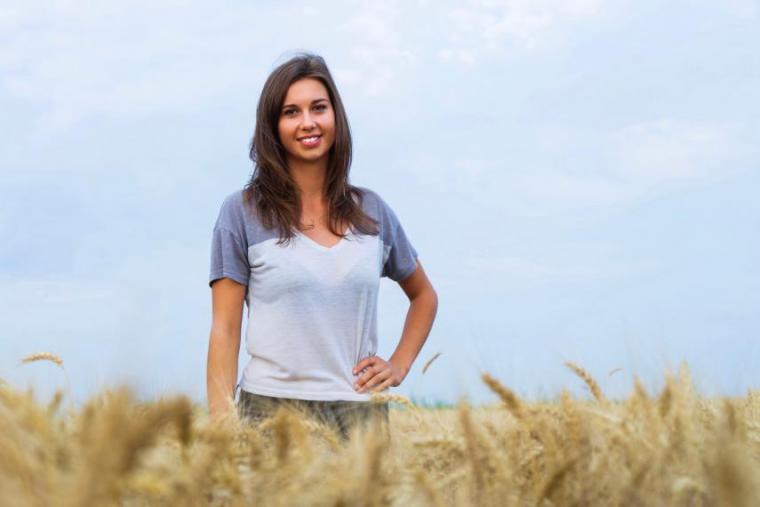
206;52;438;442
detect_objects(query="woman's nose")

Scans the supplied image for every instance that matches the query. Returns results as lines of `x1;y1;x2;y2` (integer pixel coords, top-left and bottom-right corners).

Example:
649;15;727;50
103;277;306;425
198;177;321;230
301;111;316;128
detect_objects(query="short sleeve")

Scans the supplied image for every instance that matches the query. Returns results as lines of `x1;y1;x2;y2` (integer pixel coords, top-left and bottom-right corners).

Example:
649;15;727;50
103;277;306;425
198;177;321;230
380;198;419;282
209;226;249;287
208;192;250;287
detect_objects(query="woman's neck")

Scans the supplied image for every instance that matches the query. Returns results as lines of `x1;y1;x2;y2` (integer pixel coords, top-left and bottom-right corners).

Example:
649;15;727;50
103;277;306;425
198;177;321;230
289;157;328;202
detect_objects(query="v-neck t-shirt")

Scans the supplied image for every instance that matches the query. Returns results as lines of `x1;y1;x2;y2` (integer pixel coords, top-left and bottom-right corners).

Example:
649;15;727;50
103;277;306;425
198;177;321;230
208;186;419;401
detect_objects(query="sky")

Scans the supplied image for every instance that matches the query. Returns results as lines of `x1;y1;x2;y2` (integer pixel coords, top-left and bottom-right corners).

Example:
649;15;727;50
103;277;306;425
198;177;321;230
1;0;758;408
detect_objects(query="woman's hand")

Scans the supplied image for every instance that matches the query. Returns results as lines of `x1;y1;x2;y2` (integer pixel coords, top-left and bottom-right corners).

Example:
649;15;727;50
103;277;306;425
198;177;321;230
352;355;407;394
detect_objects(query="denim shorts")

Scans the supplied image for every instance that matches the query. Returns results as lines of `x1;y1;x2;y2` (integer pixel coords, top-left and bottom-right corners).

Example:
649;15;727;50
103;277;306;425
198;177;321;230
236;388;390;442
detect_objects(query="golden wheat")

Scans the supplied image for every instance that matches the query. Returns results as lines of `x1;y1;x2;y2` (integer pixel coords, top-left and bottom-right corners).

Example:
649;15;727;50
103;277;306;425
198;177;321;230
369;391;417;409
481;372;524;419
0;360;758;506
564;360;606;403
20;352;64;367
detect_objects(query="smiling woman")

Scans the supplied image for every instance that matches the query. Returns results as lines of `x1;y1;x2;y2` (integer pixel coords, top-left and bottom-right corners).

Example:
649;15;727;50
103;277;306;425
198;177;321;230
206;52;438;443
278;82;335;165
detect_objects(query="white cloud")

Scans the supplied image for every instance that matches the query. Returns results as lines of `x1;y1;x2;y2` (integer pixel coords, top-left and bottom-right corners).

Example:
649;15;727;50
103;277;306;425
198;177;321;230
466;255;594;280
442;0;610;57
1;2;267;131
0;0;621;131
519;119;759;208
464;252;647;286
436;48;478;66
0;276;114;306
721;0;760;17
2;2;420;131
416;118;759;213
608;118;757;187
334;1;419;98
510;170;628;207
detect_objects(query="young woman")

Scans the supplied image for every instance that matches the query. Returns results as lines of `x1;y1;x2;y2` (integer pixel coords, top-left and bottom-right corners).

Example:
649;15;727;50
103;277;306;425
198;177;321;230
206;52;438;441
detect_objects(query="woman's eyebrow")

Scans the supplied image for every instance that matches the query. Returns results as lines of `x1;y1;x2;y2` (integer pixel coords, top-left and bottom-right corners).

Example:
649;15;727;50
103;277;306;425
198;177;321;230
282;98;329;109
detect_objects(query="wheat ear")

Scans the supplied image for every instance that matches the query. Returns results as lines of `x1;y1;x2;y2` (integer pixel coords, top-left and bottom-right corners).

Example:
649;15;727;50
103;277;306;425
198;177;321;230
21;352;64;367
421;352;442;374
481;372;523;419
564;361;606;403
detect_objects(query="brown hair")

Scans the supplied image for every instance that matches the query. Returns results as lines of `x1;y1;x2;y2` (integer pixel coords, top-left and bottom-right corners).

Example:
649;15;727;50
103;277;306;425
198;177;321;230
243;51;379;245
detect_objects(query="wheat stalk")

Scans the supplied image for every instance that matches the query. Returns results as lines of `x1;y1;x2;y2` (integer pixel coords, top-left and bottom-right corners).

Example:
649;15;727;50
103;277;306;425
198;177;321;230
421;352;442;374
458;401;485;499
369;392;417;409
21;352;64;367
564;361;606;403
19;352;74;412
0;363;757;505
481;372;523;419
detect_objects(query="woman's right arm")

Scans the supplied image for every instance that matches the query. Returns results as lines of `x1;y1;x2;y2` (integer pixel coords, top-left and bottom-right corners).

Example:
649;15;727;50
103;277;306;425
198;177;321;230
207;277;247;422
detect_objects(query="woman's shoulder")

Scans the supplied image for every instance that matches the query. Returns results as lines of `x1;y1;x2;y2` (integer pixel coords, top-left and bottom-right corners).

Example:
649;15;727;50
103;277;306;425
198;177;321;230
352;185;387;212
213;187;268;242
351;185;406;235
216;188;254;222
222;187;255;209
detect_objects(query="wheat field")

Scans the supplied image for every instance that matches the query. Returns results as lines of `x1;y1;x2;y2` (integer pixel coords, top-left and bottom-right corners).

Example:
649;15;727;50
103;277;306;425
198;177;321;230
1;357;758;506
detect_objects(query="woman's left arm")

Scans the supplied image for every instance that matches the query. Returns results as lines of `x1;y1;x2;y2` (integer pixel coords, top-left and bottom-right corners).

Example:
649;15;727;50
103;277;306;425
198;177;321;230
353;259;438;393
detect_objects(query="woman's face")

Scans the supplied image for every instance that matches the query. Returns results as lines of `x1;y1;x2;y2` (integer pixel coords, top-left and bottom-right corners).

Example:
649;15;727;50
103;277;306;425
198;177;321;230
277;77;336;167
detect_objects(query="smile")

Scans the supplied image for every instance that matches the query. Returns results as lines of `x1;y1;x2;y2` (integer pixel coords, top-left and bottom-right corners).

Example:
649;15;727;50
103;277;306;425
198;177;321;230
298;135;322;148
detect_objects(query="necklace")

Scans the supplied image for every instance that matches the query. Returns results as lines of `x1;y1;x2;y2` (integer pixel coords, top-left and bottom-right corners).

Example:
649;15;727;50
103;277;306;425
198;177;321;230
300;218;317;230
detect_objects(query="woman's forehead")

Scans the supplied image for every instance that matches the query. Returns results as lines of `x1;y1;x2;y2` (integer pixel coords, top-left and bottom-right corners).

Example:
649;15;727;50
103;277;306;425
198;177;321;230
283;78;329;104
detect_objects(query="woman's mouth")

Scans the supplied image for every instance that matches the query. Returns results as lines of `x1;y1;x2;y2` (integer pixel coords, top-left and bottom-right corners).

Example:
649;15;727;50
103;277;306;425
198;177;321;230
298;135;322;148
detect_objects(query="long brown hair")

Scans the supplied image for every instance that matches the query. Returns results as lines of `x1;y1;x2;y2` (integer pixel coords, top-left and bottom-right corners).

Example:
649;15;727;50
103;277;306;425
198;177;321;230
243;51;379;246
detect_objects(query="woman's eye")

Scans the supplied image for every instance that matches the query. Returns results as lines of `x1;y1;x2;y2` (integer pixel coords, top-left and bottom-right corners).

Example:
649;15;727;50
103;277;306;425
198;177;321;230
283;104;327;116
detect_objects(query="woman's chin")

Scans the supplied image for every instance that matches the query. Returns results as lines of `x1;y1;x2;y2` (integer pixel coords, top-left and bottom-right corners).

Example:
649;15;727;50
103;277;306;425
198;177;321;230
293;149;330;164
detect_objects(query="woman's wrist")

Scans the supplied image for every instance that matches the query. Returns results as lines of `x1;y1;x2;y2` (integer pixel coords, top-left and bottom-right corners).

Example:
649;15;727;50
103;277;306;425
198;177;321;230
389;356;411;379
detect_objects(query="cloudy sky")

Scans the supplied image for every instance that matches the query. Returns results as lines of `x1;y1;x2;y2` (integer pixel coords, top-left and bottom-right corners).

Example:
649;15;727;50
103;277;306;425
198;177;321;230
1;0;758;408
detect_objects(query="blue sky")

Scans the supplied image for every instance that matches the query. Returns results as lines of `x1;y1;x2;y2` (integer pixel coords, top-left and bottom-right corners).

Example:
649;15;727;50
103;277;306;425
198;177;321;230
1;0;758;408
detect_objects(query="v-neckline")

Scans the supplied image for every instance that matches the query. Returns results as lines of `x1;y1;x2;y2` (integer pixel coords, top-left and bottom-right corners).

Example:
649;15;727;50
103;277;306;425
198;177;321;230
296;226;352;252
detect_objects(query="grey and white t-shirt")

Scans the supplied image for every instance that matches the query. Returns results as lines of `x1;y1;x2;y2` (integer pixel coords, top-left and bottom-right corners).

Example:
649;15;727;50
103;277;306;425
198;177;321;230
208;186;418;401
